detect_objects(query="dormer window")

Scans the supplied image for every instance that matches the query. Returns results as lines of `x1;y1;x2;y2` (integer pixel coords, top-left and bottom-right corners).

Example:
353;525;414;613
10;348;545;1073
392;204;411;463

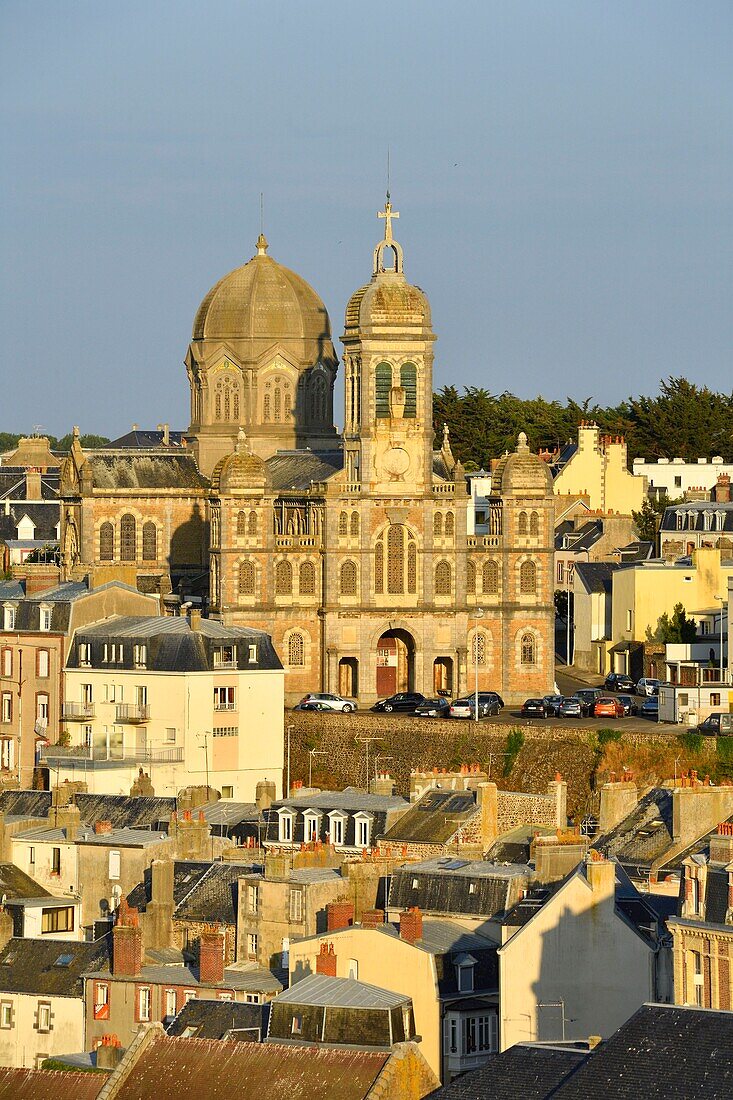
3;606;16;631
703;511;713;531
327;810;348;847
675;511;684;531
354;812;373;849
78;643;91;667
716;511;725;531
248;644;257;664
133;644;147;668
39;606;52;632
303;810;322;843
213;645;236;669
277;808;296;843
454;953;477;993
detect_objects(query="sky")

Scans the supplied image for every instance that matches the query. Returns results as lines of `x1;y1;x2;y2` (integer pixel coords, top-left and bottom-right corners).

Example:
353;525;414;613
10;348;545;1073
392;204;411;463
1;1;732;438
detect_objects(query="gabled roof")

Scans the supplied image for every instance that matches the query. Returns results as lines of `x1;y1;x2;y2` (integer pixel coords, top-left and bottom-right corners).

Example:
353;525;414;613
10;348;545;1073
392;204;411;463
104;429;187;450
74;793;177;830
0;789;52;817
276;973;410;1010
381;788;478;845
142;861;259;925
594;788;675;871
427;1043;587;1098
0;1067;107;1100
0;862;51;900
82;452;209;490
389;858;530;918
574;561;617;594
0;936;110;996
165;997;266;1039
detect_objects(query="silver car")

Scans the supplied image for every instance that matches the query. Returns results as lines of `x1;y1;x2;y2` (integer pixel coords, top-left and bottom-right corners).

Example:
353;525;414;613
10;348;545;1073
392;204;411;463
295;692;356;713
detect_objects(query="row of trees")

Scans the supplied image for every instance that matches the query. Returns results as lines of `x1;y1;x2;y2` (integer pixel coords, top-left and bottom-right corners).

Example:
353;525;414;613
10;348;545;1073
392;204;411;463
433;376;733;470
0;432;109;454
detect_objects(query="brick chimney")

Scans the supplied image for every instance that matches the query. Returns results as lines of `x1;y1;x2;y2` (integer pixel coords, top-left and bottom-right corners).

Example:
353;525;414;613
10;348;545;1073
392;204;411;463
714;474;731;503
315;942;337;977
112;901;143;977
326;901;354;932
94;820;113;835
199;925;225;985
399;907;423;945
96;1034;124;1071
361;908;384;930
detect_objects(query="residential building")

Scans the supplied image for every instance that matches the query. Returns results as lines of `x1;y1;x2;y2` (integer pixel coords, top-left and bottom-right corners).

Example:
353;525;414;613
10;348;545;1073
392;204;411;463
572;562;617;673
0;579;158;786
659;497;733;558
633;454;733;501
261;787;408;853
553;423;647;516
0;1066;105;1099
0;438;60;571
0;935;109;1068
165;996;268;1041
49;614;284;799
5;896;83;943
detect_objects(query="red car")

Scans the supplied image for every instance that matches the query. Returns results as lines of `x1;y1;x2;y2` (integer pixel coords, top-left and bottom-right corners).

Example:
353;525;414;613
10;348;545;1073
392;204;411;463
594;696;624;719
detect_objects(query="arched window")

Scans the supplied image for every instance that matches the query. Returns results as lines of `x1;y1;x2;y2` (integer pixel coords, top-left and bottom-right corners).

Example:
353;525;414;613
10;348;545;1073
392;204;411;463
120;514;136;562
400;362;417;417
288;632;305;667
263;393;271;422
340;560;357;596
472;631;487;666
338;511;348;536
529;511;540;536
237;511;247;537
466;560;476;594
350;511;359;538
142;522;157;562
483;560;499;594
99;522;114;562
275;560;293;595
407;539;417;594
274;386;282;423
444;512;455;537
518;511;528;536
435;560;451;595
520;560;537;594
374;541;384;593
433;512;443;538
299;561;316;596
248;510;257;537
521;632;537;665
375;363;392;418
239;561;255;596
309;373;328;425
387;524;405;594
215;376;239;422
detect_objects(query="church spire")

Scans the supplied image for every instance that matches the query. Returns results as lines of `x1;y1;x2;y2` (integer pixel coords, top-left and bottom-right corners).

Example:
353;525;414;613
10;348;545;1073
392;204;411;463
373;193;404;276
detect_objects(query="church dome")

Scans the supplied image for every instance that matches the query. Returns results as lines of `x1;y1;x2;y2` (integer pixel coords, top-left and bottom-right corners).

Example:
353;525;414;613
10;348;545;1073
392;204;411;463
193;235;336;364
211;429;269;492
495;433;554;497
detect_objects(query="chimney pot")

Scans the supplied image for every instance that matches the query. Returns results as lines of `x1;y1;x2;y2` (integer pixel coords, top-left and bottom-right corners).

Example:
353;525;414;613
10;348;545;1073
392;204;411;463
399;907;423;945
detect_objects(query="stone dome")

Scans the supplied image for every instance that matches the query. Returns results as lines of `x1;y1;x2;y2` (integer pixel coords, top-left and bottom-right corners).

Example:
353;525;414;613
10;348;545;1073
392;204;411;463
344;276;431;334
495;433;554;497
211;430;269;492
192;235;337;367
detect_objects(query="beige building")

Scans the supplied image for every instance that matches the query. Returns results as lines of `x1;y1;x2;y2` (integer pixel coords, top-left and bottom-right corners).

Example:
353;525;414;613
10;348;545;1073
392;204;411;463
553;422;647;516
47;614;284;800
59;201;556;706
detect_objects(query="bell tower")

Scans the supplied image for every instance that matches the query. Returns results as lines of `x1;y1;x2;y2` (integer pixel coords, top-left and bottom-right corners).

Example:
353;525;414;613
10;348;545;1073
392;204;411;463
341;197;436;495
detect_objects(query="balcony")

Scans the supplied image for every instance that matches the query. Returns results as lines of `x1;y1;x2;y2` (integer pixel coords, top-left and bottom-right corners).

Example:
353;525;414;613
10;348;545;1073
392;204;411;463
41;744;184;765
115;703;150;723
62;702;95;720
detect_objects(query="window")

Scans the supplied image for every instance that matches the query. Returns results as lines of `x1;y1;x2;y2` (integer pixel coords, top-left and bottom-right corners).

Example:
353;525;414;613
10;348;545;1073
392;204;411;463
120;514;136;561
375;362;392;417
215;375;240;422
279;812;294;843
213;645;235;668
79;642;92;666
387;524;405;594
444;512;454;537
40;607;51;632
710;693;721;706
519;560;536;594
37;650;49;678
237;510;248;537
137;986;151;1022
221;785;234;798
248;644;257;664
435;560;452;595
447;1017;458;1054
350;511;359;537
328;813;345;846
0;1001;13;1029
36;1001;52;1033
133;644;147;668
355;815;371;848
164;989;176;1018
247;933;258;959
1;693;12;723
521;632;537;665
51;848;61;875
457;963;474;993
518;511;528;535
239;561;255;596
557;562;565;584
477;1014;496;1053
1;649;11;678
466;561;476;594
214;687;236;710
289;889;303;922
109;850;121;880
338;511;348;536
93;982;110;1021
400;362;417;417
29;846;35;865
374;540;384;592
304;812;320;842
348;959;359;980
340;560;357;596
248;885;259;912
679;693;689;707
483;560;498;594
3;606;16;630
291;1014;303;1035
299;561;316;596
142;522;157;562
36;694;49;721
626;609;633;631
165;727;176;744
275;560;293;595
471;632;486;666
288;632;305;667
247;510;257;537
41;906;74;934
433;512;443;537
529;511;540;535
184;989;197;1004
99;522;114;561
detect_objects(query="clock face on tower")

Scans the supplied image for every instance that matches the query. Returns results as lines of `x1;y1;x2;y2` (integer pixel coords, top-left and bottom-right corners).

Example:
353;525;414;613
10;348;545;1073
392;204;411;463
381;446;410;480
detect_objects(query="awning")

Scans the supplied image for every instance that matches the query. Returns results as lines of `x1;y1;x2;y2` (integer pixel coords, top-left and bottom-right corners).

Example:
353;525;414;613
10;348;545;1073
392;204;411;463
610;641;643;654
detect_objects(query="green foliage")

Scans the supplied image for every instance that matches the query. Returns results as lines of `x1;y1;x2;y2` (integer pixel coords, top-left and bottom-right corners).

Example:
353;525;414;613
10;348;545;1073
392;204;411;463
24;544;60;565
503;728;525;777
648;603;697;644
597;728;622;748
54;432;110;452
632;495;678;545
716;737;733;780
677;731;704;755
0;433;20;453
40;1059;108;1074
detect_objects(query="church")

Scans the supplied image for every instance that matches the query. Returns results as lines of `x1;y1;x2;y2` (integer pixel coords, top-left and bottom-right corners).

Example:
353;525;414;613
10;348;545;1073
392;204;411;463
59;199;555;704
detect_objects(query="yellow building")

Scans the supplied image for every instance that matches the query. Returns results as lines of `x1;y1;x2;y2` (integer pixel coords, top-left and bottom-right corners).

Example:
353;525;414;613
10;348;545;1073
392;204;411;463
554;422;647;516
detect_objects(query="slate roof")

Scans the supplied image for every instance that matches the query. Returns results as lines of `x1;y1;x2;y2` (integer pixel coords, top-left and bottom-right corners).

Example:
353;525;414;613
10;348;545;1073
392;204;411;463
594;788;675;873
74;793;177;830
0;789;52;817
574;561;617;595
381;788;478;845
0;1067;107;1100
615;540;654;562
389;858;531;919
427;1043;587;1098
85;960;282;994
105;429;187;450
111;1033;392;1100
555;520;604;553
0;936;110;996
276;973;410;1010
174;861;255;924
485;824;555;864
266;450;343;491
550;1003;733;1099
127;860;215;911
660;501;733;533
0;862;51;900
165;997;267;1039
0;501;59;543
704;866;730;925
263;788;407;848
83;452;209;490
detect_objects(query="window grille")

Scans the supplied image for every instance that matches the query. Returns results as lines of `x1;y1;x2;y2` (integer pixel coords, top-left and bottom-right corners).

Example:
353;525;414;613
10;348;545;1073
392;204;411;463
444;512;454;537
239;561;255;596
237;511;247;537
375;363;392;418
338;512;348;536
435;560;451;595
142;522;157;562
288;632;305;667
483;560;498;594
387;525;405;594
521;632;536;664
99;522;114;561
299;562;316;595
529;511;540;535
340;560;357;596
350;511;359;537
275;560;293;595
400;363;417;417
472;632;486;665
433;512;443;537
520;560;537;594
407;540;417;594
248;510;257;537
120;514;136;562
374;541;384;593
518;511;528;535
466;561;476;594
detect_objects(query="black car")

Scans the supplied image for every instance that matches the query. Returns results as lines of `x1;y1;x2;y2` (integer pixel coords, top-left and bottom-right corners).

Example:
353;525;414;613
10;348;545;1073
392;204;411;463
371;692;426;714
542;694;564;716
521;698;547;718
615;694;638;717
414;697;452;718
574;688;602;716
604;673;635;693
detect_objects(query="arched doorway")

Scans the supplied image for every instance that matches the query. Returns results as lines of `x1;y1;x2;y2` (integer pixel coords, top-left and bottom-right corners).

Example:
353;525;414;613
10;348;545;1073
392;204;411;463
338;657;358;698
376;629;415;696
433;657;453;694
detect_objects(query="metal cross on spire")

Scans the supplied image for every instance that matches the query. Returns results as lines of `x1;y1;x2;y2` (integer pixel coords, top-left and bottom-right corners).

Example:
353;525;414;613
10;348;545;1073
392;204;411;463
378;195;399;242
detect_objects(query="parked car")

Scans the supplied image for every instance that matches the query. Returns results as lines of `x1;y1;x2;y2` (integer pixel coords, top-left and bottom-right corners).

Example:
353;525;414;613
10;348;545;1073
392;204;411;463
558;697;583;718
296;692;356;713
604;673;635;693
640;697;660;720
594;696;625;719
574;688;602;716
449;692;504;719
616;694;638;717
636;678;661;697
521;698;547;719
371;692;425;714
414;697;452;718
542;694;564;717
696;712;733;737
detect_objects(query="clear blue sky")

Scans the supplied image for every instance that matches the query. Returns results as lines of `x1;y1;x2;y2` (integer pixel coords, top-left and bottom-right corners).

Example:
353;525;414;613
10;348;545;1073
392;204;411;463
2;1;732;438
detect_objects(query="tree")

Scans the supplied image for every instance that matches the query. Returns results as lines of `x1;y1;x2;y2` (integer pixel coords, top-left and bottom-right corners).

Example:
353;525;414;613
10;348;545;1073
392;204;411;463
648;603;698;644
632;494;678;545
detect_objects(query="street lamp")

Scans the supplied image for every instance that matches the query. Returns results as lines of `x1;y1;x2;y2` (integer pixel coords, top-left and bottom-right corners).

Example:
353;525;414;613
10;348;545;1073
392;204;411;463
714;595;726;684
471;608;486;724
